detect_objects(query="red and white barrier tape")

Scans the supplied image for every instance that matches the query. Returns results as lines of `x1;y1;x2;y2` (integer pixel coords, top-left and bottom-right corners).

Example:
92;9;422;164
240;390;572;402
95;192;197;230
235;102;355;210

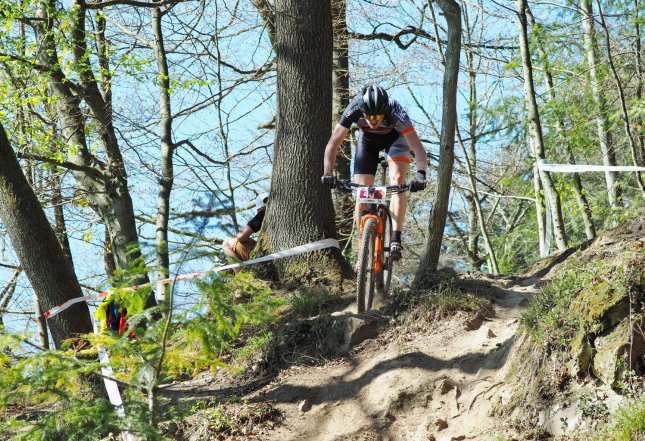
46;238;338;437
89;318;133;440
44;238;339;320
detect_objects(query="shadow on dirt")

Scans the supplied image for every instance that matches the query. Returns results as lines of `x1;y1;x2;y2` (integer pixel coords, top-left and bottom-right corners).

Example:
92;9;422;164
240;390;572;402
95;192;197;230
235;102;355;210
253;336;515;406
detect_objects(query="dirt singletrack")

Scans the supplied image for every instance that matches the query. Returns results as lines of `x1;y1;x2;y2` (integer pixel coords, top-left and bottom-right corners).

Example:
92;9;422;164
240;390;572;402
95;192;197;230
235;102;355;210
250;275;539;440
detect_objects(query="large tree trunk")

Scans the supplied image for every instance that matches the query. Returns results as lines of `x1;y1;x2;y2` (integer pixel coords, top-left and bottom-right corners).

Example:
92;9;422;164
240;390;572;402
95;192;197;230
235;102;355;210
152;6;174;300
516;0;568;252
580;0;620;207
414;0;461;286
331;0;353;249
0;123;92;348
258;0;347;284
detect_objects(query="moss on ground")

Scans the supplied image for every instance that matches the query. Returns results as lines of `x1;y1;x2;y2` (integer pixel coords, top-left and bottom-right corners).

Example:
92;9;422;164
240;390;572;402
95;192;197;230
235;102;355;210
498;243;644;438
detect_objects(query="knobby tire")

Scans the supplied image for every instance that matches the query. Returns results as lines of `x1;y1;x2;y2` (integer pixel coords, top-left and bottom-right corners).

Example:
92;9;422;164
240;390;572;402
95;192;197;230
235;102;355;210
357;218;377;313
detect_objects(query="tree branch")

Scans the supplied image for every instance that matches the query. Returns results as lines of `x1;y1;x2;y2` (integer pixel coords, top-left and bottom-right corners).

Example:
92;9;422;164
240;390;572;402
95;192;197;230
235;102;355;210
348;26;518;50
173;139;226;165
86;0;187;9
15;152;105;180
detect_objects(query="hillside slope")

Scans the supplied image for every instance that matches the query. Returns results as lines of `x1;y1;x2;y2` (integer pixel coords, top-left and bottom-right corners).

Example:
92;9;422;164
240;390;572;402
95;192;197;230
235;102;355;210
162;216;644;440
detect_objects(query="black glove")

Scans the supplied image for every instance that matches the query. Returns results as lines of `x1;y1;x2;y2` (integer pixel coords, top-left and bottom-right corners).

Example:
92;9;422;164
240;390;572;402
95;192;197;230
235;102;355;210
321;175;337;188
410;170;426;192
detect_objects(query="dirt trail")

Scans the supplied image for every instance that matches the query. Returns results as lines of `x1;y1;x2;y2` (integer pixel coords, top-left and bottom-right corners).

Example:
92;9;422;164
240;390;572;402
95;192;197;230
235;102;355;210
251;277;539;440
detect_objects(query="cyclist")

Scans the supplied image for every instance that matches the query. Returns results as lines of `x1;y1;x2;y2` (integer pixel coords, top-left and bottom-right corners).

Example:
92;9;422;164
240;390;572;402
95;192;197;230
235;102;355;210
321;84;428;260
222;192;268;273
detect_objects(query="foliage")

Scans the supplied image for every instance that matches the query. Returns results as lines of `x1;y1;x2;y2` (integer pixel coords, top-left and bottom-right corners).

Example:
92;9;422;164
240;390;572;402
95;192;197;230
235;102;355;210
164;400;281;439
593;396;645;441
288;286;339;318
417;282;493;321
520;253;641;359
231;331;273;365
0;270;283;440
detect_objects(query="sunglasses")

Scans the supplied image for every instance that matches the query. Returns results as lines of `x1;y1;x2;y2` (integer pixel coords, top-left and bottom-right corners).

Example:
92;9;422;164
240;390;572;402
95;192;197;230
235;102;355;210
364;114;384;124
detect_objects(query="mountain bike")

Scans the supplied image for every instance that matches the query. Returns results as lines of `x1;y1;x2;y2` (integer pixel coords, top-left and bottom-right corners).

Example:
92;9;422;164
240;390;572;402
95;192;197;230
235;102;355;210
338;160;410;312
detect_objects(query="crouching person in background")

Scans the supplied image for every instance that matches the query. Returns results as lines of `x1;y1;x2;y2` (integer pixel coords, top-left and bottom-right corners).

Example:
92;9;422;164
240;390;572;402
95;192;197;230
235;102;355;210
222;193;268;273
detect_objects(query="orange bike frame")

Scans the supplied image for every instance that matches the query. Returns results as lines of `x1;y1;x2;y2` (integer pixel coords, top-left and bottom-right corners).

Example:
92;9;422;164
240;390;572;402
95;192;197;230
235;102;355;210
358;213;384;274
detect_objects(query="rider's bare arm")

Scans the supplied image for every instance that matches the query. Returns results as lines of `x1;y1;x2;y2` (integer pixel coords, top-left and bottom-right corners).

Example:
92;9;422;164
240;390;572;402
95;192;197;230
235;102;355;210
402;129;428;173
323;124;350;175
236;225;254;242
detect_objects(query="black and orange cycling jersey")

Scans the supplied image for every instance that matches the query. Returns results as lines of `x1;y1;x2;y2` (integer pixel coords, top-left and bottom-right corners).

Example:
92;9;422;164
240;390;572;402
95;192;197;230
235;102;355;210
339;96;415;137
339;95;415;175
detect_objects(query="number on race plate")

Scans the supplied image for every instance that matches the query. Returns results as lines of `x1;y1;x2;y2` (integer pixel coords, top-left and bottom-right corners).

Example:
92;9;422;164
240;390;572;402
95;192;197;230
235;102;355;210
356;186;387;205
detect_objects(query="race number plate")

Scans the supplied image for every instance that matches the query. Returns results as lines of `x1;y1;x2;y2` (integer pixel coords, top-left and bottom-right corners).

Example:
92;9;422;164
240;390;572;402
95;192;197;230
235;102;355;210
356;186;387;204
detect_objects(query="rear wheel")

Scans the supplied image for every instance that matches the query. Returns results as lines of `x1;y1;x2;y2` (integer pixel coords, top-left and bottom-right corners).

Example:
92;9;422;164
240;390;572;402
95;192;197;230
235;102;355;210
375;209;393;301
356;218;377;312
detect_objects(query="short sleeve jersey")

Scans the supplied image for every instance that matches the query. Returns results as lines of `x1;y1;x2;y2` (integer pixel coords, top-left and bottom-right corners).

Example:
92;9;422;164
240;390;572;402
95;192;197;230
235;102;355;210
247;207;265;233
338;96;414;136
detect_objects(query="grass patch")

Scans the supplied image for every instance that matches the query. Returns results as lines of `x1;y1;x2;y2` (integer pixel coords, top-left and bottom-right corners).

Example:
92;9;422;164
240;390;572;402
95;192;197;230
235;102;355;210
289;287;330;317
389;281;494;334
593;396;645;441
232;332;273;364
165;400;281;439
288;286;349;318
520;255;640;359
420;282;493;320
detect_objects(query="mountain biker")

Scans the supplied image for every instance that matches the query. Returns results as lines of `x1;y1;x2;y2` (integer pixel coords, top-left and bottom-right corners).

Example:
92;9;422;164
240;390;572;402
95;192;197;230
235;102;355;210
321;84;428;260
222;193;268;273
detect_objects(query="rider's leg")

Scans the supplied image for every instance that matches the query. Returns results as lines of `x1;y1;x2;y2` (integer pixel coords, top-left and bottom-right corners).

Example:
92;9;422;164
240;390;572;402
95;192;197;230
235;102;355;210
386;136;411;260
388;160;409;232
353;131;380;250
353;173;376;227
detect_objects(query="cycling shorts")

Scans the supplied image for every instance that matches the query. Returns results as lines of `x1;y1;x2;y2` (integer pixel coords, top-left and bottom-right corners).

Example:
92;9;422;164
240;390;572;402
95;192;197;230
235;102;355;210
231;238;256;261
354;130;410;175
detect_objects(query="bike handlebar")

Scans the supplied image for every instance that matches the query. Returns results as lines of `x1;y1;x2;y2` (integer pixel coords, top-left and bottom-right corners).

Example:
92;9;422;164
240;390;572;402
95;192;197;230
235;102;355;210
337;181;410;193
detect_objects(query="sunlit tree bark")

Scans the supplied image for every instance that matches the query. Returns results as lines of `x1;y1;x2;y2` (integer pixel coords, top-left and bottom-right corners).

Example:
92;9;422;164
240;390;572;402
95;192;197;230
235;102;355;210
257;0;347;284
516;0;568;252
414;0;461;284
580;0;620;207
0;123;92;348
526;7;596;240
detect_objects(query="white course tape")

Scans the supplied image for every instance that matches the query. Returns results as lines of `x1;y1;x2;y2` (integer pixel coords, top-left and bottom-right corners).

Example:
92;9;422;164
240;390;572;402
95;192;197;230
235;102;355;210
44;238;339;320
538;159;645;173
44;238;337;440
91;319;133;441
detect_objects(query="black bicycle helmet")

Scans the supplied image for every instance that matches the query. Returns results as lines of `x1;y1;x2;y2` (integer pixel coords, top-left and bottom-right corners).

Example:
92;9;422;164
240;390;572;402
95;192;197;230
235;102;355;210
359;84;390;115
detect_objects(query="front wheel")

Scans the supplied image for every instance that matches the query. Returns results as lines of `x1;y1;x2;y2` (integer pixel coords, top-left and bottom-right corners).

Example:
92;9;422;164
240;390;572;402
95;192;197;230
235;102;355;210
356;218;377;312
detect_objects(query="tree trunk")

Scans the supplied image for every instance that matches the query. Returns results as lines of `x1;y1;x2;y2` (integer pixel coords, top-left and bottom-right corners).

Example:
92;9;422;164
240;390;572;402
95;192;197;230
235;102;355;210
34;0;152;294
532;153;547;255
466;194;481;267
152;6;174;300
636;0;645;166
52;171;74;266
580;0;620;207
516;0;568;252
526;7;596;240
414;0;461;286
258;0;347;284
0;123;92;348
595;0;645;195
331;0;353;249
458;20;499;274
